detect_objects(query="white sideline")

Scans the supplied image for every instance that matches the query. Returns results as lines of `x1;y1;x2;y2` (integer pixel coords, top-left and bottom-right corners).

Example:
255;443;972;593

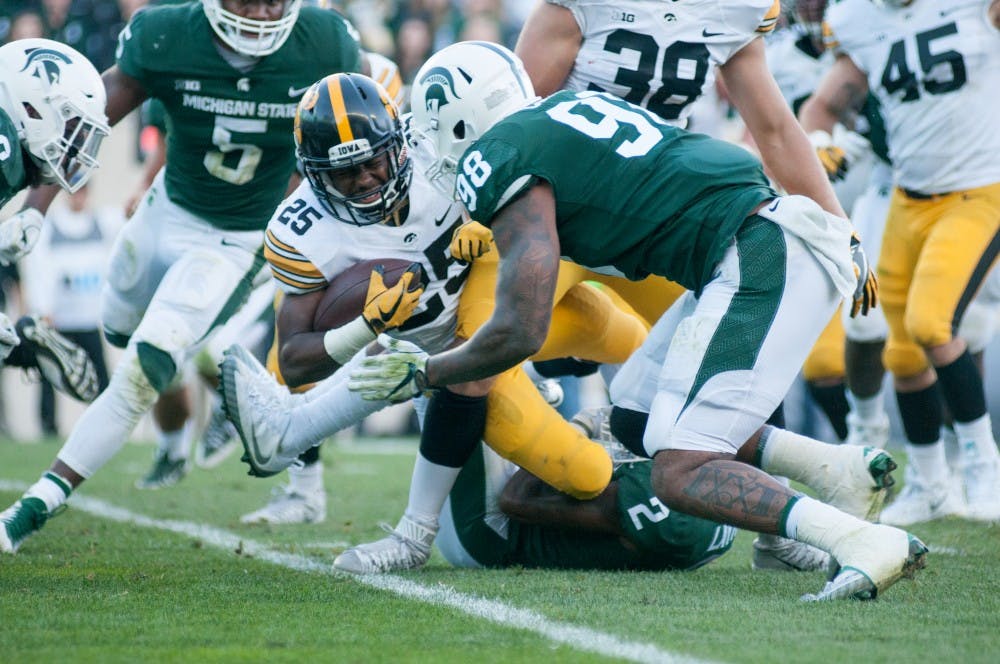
0;479;711;664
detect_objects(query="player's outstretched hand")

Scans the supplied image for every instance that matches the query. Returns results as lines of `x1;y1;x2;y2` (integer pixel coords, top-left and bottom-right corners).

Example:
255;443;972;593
850;233;878;317
449;221;493;263
0;208;43;265
362;263;425;333
348;334;433;403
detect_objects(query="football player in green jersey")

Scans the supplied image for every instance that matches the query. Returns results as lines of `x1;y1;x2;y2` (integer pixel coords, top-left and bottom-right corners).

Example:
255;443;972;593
348;42;927;601
0;1;361;554
439;441;735;571
0;38;106;404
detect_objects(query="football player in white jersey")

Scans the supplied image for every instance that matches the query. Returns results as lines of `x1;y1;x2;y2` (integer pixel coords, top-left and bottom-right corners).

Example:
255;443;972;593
801;0;1000;524
220;73;647;570
516;0;846;219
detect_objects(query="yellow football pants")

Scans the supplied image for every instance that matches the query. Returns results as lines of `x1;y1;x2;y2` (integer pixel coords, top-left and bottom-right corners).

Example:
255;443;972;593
880;182;1000;377
457;253;652;498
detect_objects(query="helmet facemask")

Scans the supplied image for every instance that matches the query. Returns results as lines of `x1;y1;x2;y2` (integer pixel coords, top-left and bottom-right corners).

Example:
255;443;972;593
302;135;412;226
202;0;302;57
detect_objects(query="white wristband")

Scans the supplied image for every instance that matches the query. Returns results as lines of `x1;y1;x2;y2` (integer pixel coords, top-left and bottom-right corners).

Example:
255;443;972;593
323;316;377;365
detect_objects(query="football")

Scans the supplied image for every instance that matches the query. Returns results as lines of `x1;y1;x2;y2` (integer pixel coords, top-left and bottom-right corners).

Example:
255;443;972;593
312;258;425;331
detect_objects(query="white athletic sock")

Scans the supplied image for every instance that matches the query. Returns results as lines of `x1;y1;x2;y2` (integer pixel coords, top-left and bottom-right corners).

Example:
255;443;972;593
953;414;1000;464
156;421;192;461
281;355;383;456
24;472;73;512
905;440;949;488
758;427;847;489
846;391;884;423
56;362;159;479
404;453;461;526
784;495;868;554
288;460;324;496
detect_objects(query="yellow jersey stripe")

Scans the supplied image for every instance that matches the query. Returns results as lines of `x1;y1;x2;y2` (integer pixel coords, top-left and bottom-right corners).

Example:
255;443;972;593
822;21;840;51
327;76;352;142
756;0;781;32
265;229;299;254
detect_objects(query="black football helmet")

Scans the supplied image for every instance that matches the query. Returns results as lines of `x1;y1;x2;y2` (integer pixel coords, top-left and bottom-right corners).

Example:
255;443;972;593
295;73;412;226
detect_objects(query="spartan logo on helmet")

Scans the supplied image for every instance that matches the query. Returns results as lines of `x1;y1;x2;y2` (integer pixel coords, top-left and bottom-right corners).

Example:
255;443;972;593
19;47;73;86
417;66;464;118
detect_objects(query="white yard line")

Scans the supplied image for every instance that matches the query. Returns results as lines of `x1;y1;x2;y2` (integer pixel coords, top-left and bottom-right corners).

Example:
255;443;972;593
0;479;711;664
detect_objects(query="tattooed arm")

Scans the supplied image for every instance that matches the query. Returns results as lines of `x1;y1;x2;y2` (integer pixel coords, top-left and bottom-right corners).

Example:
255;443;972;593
423;182;561;387
798;53;870;135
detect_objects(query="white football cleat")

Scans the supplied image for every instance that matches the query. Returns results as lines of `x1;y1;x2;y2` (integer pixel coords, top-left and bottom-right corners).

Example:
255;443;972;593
219;344;297;478
844;411;890;449
801;523;927;601
752;534;830;572
962;458;1000;522
879;477;965;526
333;515;437;574
571;405;646;467
809;445;897;521
195;400;240;469
240;485;326;525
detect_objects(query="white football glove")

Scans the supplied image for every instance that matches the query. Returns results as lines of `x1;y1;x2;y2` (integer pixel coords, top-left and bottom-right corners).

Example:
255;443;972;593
0;208;44;265
0;312;20;362
347;334;432;402
832;124;871;167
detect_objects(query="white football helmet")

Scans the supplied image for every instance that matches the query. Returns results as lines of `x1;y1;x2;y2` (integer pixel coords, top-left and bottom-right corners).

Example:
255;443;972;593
203;0;302;57
0;39;109;193
409;41;538;197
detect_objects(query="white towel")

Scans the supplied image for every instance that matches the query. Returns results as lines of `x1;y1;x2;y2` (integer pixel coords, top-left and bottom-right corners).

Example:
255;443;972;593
755;195;855;299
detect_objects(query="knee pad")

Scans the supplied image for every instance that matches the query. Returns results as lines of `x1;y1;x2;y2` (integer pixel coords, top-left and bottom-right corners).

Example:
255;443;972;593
111;346;160;414
535;282;647;364
131;309;198;392
904;303;954;349
802;310;845;382
883;338;929;378
485;366;611;499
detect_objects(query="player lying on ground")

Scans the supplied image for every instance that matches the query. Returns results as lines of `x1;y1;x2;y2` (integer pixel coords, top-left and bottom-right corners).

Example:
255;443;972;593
438;440;736;571
347;41;925;601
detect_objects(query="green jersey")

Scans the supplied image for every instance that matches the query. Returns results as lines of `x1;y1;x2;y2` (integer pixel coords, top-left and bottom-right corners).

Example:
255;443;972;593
446;449;734;571
116;3;360;231
0;107;28;209
458;91;776;292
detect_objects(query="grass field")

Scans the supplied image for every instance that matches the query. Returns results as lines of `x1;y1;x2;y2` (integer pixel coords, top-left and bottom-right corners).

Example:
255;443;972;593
1;436;999;663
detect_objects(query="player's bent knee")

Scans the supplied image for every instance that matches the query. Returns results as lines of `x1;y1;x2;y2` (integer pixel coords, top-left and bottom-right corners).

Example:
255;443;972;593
112;348;160;414
563;441;612;500
904;309;953;350
883;342;929;378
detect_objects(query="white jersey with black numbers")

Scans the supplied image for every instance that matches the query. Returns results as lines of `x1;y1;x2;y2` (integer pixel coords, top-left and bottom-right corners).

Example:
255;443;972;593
263;145;468;352
549;0;780;125
825;0;1000;193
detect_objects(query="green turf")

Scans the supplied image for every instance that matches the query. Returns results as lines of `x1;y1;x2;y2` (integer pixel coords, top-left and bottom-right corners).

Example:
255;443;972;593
1;438;998;663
